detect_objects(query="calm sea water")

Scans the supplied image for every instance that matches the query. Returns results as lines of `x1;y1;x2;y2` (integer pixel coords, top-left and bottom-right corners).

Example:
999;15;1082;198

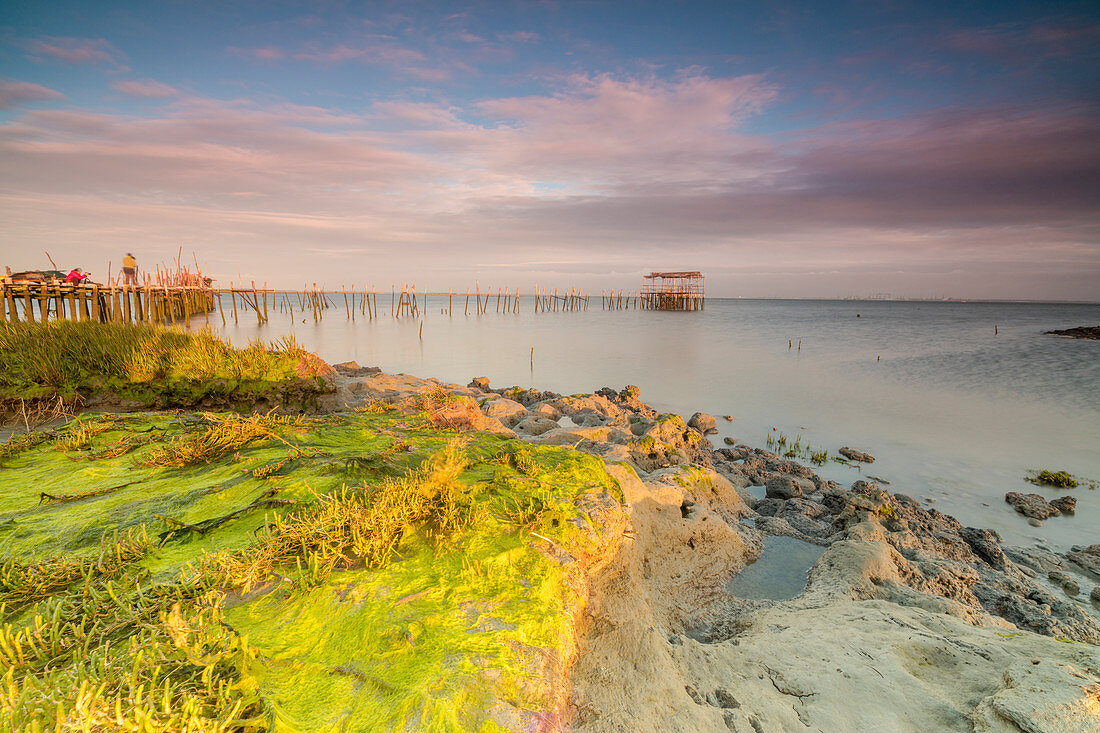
198;297;1100;551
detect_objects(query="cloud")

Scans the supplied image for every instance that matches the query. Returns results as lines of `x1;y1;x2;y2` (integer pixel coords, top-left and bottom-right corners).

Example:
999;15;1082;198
0;80;63;109
0;71;1096;299
26;36;127;70
230;46;286;61
110;79;180;98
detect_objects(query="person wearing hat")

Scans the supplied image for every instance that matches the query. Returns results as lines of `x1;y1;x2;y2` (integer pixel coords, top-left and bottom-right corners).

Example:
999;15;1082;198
65;267;89;285
122;252;138;286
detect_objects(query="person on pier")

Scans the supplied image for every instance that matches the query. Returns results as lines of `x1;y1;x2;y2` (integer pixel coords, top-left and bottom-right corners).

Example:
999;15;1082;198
122;253;138;286
65;268;89;285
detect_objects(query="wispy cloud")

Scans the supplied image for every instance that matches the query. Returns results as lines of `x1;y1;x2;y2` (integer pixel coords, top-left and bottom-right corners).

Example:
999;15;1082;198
26;36;127;71
0;80;63;109
110;79;180;98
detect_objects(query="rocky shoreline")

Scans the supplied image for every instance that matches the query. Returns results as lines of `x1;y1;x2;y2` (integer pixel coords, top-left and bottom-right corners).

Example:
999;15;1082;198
323;365;1100;732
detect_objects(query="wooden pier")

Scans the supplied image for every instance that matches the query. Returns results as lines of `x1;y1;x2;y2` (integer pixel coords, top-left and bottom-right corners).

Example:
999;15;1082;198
1;279;653;325
640;271;705;311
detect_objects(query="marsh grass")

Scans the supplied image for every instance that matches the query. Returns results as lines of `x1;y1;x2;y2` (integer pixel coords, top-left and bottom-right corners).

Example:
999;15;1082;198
766;431;832;466
0;321;321;410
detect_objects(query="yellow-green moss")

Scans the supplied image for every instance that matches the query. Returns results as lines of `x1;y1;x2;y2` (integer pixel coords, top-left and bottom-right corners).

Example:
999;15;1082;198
0;408;623;731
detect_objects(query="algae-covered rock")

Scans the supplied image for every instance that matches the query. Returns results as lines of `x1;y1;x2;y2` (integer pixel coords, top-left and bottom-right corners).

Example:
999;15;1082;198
0;406;630;731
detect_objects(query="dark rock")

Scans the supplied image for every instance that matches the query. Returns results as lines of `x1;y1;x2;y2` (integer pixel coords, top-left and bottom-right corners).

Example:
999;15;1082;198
714;447;751;461
959;527;1010;571
1045;325;1100;339
893;493;920;507
722;415;733;421
688;412;718;435
785;497;829;519
784;513;831;537
839;446;875;463
1004;492;1060;519
1067;544;1100;579
765;475;803;500
751;498;785;516
1049;496;1076;514
723;437;737;446
820;488;852;513
468;376;491;390
1048;571;1080;596
1091;586;1100;603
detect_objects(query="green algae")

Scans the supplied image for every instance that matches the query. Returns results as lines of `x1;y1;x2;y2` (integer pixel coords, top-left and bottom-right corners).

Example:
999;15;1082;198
0;407;624;731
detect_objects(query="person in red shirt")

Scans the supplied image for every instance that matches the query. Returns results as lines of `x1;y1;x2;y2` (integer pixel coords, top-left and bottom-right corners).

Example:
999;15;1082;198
65;268;89;285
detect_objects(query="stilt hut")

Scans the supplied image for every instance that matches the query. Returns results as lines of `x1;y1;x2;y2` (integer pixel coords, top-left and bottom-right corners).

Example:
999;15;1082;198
640;271;705;311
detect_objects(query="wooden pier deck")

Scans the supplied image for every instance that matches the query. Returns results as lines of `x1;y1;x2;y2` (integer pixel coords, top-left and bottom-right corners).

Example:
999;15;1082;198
1;279;696;325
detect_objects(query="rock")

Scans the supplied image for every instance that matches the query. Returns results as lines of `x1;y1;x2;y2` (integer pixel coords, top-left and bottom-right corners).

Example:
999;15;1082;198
468;376;491;390
572;410;607;427
1005;492;1061;520
972;659;1100;733
893;493;920;506
765;475;803;500
1045;325;1100;339
333;361;381;376
481;398;529;428
1048;571;1080;596
838;446;875;463
722;415;733;421
959;527;1010;571
529;402;562;421
512;416;559;437
1091;586;1100;603
687;412;718;435
1028;518;1045;527
751;498;785;516
1067;545;1100;579
1050;496;1077;514
723;437;737;445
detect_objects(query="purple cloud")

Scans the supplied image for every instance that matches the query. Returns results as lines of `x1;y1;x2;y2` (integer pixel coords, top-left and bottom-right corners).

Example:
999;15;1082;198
26;36;126;70
110;79;180;98
0;80;63;109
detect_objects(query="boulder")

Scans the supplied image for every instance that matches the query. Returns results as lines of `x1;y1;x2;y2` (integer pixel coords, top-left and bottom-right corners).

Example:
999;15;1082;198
1005;492;1061;520
468;376;491;390
481;398;529;428
765;475;803;500
839;446;875;463
687;412;718;435
1050;496;1077;514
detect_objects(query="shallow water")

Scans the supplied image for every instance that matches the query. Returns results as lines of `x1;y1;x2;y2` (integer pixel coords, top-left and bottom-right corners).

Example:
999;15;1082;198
727;536;826;601
194;297;1100;551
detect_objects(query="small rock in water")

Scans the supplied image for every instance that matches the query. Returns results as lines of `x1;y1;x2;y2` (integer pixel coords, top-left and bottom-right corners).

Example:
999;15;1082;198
1049;496;1076;514
468;376;491;390
687;412;718;435
1027;518;1044;527
722;415;733;421
723;437;737;445
839;446;875;463
1005;492;1061;520
1091;586;1100;603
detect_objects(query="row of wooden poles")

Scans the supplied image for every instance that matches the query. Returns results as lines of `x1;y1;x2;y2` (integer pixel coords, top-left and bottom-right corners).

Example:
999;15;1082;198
0;280;669;326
